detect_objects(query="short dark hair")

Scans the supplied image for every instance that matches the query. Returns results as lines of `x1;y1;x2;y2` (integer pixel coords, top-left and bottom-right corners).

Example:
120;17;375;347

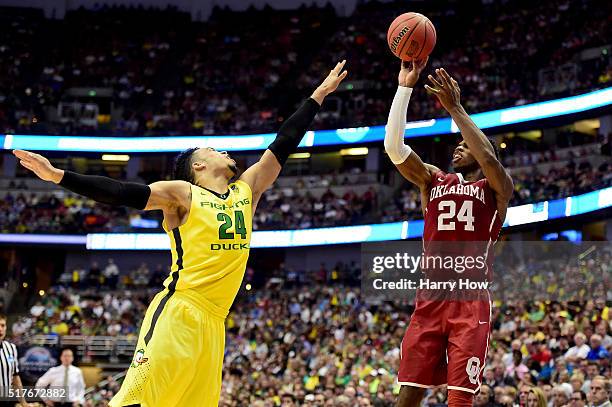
173;148;199;183
0;314;6;322
573;391;587;401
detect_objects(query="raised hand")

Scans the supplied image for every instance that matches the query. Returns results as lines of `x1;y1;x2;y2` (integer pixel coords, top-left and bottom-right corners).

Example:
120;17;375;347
399;56;428;88
311;60;349;104
13;149;64;183
424;68;461;112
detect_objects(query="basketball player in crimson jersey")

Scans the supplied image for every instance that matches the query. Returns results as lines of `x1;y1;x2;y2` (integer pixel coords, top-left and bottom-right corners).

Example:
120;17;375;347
384;59;514;407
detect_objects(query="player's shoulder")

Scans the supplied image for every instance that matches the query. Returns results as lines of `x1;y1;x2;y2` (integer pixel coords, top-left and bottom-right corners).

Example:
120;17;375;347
230;179;253;197
149;179;192;193
430;170;453;185
153;180;192;196
153;179;192;188
433;170;448;180
148;180;192;210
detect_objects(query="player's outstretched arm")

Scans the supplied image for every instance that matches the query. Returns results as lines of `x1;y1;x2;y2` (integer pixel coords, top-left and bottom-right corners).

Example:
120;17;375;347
13;150;190;212
425;68;514;214
239;60;348;205
385;58;439;191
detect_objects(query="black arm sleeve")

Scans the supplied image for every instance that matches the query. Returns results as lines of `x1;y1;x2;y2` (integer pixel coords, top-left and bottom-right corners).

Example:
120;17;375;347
59;171;151;210
268;97;320;165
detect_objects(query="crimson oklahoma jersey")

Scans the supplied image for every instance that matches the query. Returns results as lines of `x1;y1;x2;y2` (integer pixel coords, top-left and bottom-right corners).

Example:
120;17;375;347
424;171;502;242
422;170;503;282
398;170;503;394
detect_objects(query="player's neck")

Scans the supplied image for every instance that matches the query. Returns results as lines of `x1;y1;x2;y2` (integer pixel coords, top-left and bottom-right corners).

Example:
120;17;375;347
195;174;230;195
461;168;483;182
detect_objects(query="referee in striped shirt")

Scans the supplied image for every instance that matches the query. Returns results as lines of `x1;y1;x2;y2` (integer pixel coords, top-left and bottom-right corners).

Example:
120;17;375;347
0;314;29;407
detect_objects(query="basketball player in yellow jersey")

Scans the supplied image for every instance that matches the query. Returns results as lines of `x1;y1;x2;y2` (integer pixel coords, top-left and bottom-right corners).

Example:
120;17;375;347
14;60;348;406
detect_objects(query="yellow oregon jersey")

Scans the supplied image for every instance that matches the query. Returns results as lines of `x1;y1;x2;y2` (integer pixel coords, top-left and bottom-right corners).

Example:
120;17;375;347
162;180;252;313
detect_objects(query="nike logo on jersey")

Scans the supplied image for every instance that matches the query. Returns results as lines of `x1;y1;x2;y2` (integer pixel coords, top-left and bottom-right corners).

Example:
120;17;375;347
478;321;488;325
437;177;445;182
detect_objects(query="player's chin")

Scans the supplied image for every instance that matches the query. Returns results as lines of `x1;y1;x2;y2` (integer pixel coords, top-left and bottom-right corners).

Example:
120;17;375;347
451;160;464;171
453;156;475;170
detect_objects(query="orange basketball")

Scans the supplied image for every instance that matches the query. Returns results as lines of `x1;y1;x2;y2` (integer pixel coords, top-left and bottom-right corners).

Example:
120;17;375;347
387;12;436;61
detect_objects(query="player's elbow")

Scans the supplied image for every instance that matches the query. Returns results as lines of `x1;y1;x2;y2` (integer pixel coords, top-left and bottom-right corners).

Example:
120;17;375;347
480;151;500;167
480;153;504;174
495;172;514;201
384;131;410;164
502;177;515;200
383;130;393;152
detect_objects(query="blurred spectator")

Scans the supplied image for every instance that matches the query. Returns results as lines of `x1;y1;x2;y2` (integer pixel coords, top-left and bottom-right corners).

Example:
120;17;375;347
586;335;610;361
35;347;86;406
565;333;590;363
588;377;611;407
528;386;548;407
103;258;120;289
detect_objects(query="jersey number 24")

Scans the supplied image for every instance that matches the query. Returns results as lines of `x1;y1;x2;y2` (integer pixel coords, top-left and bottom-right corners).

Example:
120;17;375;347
217;211;247;239
437;200;475;231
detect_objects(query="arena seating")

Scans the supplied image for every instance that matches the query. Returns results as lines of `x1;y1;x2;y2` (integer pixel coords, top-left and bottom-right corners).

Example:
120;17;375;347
0;0;609;135
1;151;608;233
9;249;611;406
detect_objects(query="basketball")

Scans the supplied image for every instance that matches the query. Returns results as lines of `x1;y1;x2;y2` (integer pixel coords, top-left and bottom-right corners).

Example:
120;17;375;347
387;12;436;60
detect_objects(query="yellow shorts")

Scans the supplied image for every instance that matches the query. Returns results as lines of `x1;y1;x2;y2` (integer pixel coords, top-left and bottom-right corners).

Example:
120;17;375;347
109;289;227;407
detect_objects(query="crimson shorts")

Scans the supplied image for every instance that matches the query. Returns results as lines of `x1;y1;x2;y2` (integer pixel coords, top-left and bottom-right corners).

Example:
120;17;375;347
398;295;491;394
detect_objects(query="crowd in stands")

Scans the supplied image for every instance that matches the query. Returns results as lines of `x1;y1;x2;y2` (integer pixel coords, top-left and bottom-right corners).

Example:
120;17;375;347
0;190;133;233
0;0;609;136
510;160;611;206
385;159;611;223
12;287;153;338
253;184;379;230
1;156;610;233
8;249;611;406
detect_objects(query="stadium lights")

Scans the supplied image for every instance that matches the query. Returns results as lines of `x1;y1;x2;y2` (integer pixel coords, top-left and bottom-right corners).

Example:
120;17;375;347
83;186;612;249
3;87;611;153
0;186;609;249
288;152;311;159
500;142;507;149
340;147;368;156
574;118;599;133
102;154;130;162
